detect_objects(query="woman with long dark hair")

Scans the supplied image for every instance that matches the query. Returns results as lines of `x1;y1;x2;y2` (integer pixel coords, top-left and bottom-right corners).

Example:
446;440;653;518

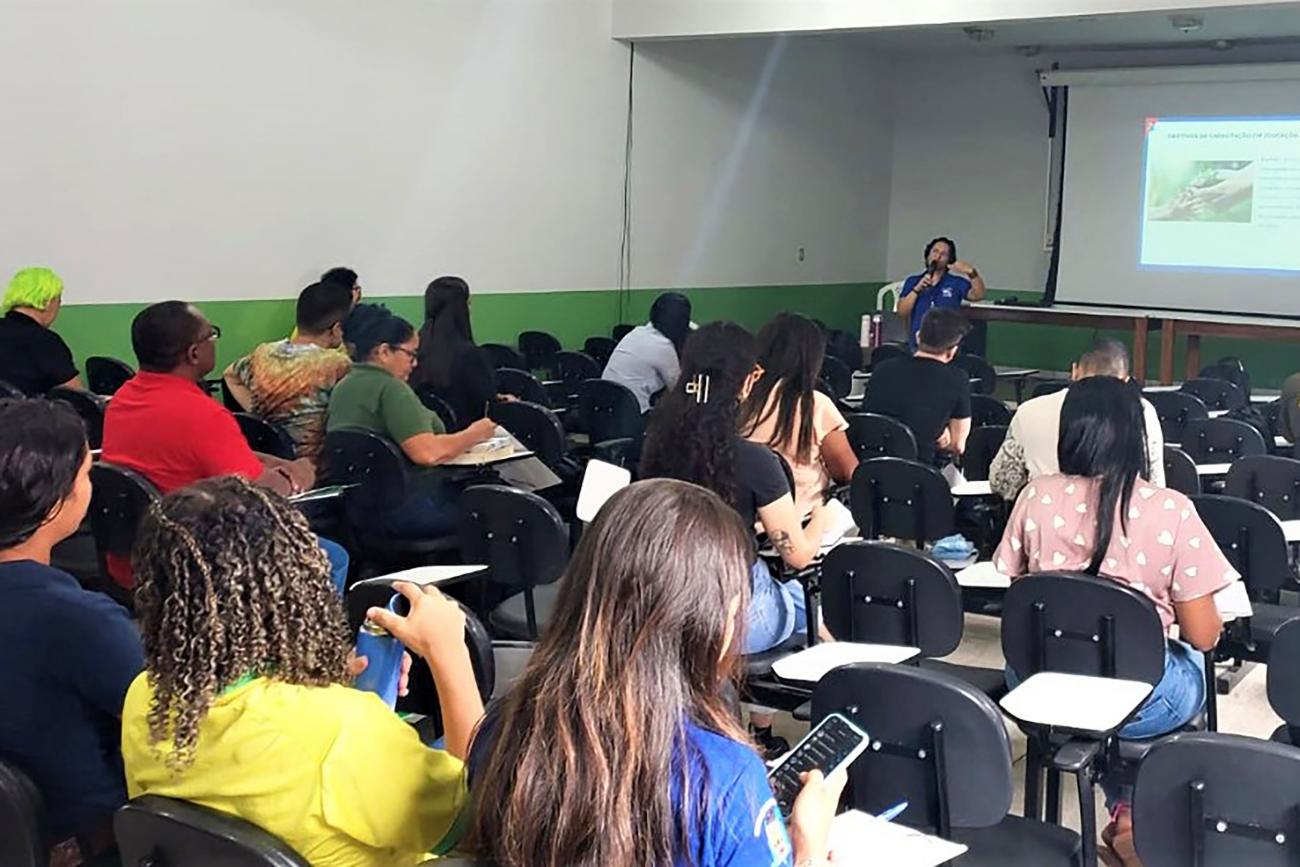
408;276;505;429
993;376;1234;866
741;313;858;517
603;292;692;412
378;479;844;866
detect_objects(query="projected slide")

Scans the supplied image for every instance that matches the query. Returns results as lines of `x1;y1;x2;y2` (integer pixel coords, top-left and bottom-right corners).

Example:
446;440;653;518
1140;117;1300;272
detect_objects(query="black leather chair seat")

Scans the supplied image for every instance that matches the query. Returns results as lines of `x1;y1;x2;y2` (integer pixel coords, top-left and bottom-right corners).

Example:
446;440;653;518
1250;601;1300;650
950;814;1081;866
490;584;562;640
1116;712;1205;763
918;659;1008;700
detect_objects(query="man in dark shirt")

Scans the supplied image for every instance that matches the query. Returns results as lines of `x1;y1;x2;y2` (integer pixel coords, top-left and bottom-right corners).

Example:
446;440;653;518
863;308;973;464
0;267;81;396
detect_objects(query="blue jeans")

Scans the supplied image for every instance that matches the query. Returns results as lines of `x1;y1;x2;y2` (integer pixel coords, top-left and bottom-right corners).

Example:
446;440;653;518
744;560;808;654
316;535;349;594
383;488;461;539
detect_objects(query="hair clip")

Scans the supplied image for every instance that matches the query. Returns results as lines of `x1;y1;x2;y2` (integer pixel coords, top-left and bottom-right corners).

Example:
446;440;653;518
685;373;711;404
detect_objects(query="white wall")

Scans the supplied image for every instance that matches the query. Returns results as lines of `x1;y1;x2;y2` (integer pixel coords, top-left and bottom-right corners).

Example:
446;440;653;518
0;0;889;304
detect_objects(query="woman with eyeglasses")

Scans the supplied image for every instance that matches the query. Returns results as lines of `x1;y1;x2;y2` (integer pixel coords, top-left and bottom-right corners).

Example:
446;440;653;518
326;303;497;538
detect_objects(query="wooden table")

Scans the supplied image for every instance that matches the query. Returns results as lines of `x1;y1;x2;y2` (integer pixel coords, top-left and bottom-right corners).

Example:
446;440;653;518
1162;312;1300;381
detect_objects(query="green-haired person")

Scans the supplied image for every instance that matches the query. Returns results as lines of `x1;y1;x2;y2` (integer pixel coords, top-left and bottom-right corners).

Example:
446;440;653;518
0;267;81;395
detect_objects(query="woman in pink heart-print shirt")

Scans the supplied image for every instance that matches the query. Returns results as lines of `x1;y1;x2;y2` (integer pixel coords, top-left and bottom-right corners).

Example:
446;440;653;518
993;377;1238;867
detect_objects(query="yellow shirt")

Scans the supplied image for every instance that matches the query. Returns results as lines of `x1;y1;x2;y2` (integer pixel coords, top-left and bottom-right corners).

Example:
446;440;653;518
121;674;465;866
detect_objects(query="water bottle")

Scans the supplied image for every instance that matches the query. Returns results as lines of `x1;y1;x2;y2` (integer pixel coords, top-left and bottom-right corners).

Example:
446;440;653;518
354;594;405;708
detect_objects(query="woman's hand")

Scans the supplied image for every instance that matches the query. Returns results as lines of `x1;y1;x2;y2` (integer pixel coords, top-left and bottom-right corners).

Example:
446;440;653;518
790;768;848;865
466;417;498;443
365;582;469;676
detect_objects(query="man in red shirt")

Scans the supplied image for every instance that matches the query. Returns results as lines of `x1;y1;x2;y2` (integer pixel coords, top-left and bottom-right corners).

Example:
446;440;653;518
101;301;347;588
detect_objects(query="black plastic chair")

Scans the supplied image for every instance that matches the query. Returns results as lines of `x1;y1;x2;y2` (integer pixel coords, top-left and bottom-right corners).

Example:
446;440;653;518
116;795;308;866
963;426;1007;483
1133;733;1300;867
0;759;45;867
1030;380;1070;399
611;323;634;342
415;388;461;432
819;356;853;400
489;400;576;480
1265;617;1300;745
88;462;161;599
869;343;909;370
953;354;998;396
811;664;1081;866
590;437;642;477
1163;445;1201;497
517;330;561;377
554;351;600;383
849;457;954;543
845;413;918;461
86;356;135;396
822;542;1006;697
1182;377;1247;412
1224;455;1300;521
0;378;25;399
576;379;644;444
582;336;616;370
233;413;296;460
495;368;550;407
482;343;527;371
1182;418;1267;466
970;394;1012;428
1145;391;1209;445
47;386;107;450
457;485;570;640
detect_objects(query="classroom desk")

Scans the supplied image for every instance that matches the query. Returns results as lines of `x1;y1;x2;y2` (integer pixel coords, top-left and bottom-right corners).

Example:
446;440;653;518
1163;312;1300;382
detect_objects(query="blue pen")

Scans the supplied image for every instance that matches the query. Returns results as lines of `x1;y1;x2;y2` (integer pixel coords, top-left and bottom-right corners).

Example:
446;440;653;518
876;801;909;823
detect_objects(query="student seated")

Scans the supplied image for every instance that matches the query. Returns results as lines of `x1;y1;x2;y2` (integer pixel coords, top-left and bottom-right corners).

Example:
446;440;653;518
741;313;858;517
861;307;972;464
327;303;496;537
0;399;143;865
122;477;483;866
101;300;346;589
993;376;1234;867
602;291;692;412
403;478;844;866
989;339;1164;501
223;281;353;462
408;276;507;429
1281;371;1300;445
289;266;362;340
0;267;82;396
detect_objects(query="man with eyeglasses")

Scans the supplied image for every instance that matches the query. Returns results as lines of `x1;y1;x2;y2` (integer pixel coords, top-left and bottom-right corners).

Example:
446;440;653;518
102;301;348;590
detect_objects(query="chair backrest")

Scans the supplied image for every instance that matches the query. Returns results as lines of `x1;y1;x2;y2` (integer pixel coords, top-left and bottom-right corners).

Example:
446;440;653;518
821;542;963;656
849;457;954;543
962;425;1007;482
85;356;135;396
1163;445;1201;497
0;379;25;399
952;354;997;396
115;795;309;866
1181;418;1267;465
1191;494;1292;597
1133;733;1300;867
218;377;246;412
0;759;46;867
1146;391;1209;445
582;336;616;369
1223;455;1300;521
819;356;853;400
1001;572;1167;685
1266;617;1300;730
457;485;569;595
590;437;642;478
320;429;411;530
845;413;918;461
495;368;550;406
489;400;567;468
517;331;562;374
576;379;644;443
1181;377;1247;412
233;413;296;460
811;663;1014;835
88;462;161;572
869;343;909;370
47;386;107;449
876;281;902;312
554;351;601;383
1260;399;1284;440
1030;380;1070;399
611;323;634;342
481;343;527;371
1199;356;1251;398
415;388;461;432
969;394;1012;428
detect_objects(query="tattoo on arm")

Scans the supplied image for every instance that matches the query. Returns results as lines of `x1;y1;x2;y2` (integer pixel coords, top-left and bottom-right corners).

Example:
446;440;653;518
770;530;795;556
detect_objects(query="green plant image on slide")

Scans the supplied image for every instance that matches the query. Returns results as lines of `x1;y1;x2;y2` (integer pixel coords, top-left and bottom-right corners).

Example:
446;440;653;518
1146;159;1255;223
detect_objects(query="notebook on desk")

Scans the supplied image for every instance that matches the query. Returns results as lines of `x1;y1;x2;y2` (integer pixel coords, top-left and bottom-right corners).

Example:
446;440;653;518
828;810;967;866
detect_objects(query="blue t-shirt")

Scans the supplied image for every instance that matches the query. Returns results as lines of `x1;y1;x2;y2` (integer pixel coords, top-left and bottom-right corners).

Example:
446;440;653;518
0;560;144;839
899;270;972;347
469;711;794;866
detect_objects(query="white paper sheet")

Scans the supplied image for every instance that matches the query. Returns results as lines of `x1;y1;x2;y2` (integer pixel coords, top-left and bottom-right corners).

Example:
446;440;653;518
577;460;632;523
951;480;993;497
827;810;968;867
771;642;920;683
820;499;858;548
955;561;1012;589
1214;580;1254;621
351;564;487;589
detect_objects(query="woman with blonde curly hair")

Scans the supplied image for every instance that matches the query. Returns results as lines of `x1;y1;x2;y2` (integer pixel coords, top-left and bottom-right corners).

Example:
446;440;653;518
120;476;483;865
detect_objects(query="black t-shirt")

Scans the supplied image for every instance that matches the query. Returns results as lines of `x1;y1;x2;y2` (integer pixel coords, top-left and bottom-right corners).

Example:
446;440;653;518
411;340;498;430
0;310;78;396
862;355;971;464
734;439;793;526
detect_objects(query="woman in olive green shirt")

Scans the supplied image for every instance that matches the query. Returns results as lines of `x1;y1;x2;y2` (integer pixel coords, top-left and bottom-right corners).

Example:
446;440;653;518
327;304;495;537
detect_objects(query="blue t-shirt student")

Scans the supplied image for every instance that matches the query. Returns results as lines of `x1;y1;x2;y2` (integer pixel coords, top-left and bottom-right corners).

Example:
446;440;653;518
899;271;972;347
0;561;144;841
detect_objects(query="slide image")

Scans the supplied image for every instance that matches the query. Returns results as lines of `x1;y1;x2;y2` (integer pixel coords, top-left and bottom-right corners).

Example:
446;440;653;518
1146;160;1254;223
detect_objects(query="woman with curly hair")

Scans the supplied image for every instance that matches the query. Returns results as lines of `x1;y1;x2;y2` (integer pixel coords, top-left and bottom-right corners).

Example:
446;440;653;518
120;476;483;865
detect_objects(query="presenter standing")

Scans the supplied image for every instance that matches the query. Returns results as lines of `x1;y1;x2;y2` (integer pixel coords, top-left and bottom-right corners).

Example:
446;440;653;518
896;236;986;347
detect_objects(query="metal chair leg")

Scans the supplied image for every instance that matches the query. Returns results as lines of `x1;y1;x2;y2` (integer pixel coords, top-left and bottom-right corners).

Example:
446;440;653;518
1076;766;1098;867
1045;768;1062;824
1024;738;1043;821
